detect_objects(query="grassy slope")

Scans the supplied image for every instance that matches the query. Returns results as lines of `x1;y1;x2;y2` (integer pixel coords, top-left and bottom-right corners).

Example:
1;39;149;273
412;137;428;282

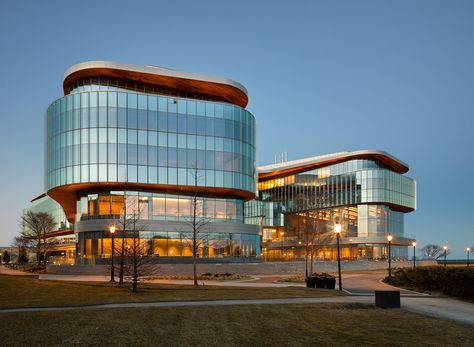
0;275;342;308
1;304;474;346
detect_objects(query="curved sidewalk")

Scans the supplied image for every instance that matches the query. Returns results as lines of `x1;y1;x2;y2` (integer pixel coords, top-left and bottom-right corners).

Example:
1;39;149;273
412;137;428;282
1;295;473;326
0;296;371;314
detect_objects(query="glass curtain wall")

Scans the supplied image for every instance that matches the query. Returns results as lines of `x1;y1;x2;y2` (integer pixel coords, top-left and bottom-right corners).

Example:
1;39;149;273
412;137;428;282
247;159;415;260
77;191;243;224
45;89;256;194
77;231;259;260
256;160;416;212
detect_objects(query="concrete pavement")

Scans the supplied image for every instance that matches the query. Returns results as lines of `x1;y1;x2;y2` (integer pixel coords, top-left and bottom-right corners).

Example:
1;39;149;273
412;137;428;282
1;294;473;326
0;296;372;314
37;273;305;288
342;270;427;296
401;297;474;326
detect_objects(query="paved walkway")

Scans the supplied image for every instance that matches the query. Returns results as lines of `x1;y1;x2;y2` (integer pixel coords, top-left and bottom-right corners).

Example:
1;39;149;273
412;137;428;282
0;296;371;313
1;295;473;326
37;273;303;288
401;296;474;326
342;271;427;296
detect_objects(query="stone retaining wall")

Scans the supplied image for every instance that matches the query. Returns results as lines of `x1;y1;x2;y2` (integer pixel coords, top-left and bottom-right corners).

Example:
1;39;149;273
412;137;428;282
47;259;437;276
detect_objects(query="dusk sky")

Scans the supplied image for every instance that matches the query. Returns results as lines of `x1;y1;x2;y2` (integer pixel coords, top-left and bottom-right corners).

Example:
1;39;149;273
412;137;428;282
0;0;473;257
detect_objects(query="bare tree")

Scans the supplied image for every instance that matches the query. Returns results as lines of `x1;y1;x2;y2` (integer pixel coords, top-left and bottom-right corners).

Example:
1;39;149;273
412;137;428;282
114;193;158;292
301;189;333;276
304;210;333;275
114;193;139;286
184;167;209;287
122;227;158;293
299;183;333;276
20;211;56;264
420;244;450;259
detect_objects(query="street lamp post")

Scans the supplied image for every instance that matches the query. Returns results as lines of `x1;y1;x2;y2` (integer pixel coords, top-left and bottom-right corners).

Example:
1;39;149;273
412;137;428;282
387;235;393;277
412;241;417;270
109;225;116;282
467;247;471;267
279;231;284;260
334;223;342;292
443;246;448;267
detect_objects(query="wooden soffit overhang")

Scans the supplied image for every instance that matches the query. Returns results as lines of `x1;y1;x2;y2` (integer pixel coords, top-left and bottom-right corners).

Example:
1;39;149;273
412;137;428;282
63;61;248;108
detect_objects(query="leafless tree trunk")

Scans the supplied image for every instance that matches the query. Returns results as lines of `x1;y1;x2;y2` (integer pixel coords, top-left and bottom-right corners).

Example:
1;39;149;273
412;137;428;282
114;193;157;292
20;211;56;265
306;210;332;274
185;167;209;287
122;211;157;292
119;235;125;285
115;192;135;286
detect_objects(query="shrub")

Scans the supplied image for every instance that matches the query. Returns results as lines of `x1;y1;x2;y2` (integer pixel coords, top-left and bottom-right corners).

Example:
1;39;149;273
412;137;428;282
18;254;29;264
2;251;11;264
384;267;474;301
20;264;46;273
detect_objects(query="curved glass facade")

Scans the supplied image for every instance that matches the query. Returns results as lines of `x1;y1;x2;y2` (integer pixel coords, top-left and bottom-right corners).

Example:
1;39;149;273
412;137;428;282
77;231;259;259
44;69;259;261
256;159;416;212
77;191;243;224
247;158;416;261
45;90;256;194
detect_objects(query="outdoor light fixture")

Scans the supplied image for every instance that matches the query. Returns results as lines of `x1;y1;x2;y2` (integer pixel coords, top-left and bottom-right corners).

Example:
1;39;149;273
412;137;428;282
279;231;285;260
387;234;393;277
109;225;116;282
334;222;342;291
467;247;471;267
443;246;448;267
412;241;417;270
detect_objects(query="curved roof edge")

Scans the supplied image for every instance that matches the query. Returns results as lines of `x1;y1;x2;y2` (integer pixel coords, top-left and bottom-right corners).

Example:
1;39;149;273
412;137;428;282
258;150;409;180
30;192;47;203
48;182;256;223
63;61;249;107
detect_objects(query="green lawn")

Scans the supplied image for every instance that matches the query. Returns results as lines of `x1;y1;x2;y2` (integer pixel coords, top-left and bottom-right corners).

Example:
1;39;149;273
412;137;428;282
0;274;342;308
2;275;473;346
1;304;473;346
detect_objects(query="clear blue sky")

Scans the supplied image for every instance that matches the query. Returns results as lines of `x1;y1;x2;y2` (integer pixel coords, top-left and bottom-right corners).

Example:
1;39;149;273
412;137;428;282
0;0;473;257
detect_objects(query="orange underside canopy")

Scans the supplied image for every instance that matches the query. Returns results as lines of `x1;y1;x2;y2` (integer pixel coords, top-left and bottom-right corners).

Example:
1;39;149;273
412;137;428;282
258;153;408;181
48;182;255;223
63;67;248;108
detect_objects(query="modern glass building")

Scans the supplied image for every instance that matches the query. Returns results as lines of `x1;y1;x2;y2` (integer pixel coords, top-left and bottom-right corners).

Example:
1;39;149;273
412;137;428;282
25;61;417;263
42;61;259;262
245;151;417;260
23;194;75;260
